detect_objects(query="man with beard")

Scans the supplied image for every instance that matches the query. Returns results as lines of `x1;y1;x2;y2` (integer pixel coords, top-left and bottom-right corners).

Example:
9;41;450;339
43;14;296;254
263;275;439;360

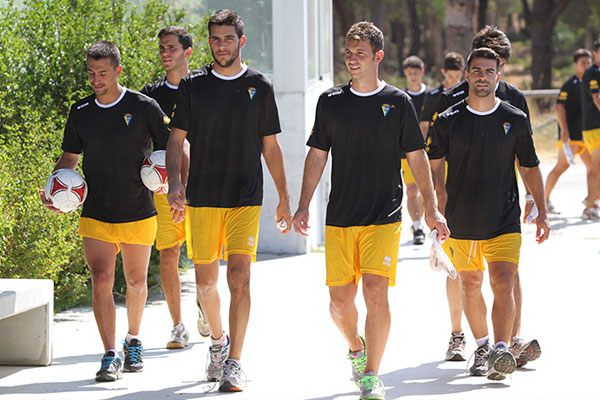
428;48;550;381
166;9;293;392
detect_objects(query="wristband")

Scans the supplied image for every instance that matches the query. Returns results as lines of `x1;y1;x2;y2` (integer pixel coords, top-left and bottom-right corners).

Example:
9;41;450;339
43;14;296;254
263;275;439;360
525;194;534;203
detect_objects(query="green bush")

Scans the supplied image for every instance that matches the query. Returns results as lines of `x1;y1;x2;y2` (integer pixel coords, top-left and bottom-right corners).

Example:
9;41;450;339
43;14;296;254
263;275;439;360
0;0;210;311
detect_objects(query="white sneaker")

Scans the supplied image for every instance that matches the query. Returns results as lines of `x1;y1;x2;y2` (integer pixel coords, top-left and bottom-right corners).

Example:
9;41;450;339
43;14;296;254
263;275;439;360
196;295;211;337
219;359;246;392
166;324;189;349
206;333;230;381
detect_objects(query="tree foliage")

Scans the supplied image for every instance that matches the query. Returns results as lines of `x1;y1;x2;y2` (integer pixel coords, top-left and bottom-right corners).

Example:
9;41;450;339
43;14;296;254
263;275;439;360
0;0;210;310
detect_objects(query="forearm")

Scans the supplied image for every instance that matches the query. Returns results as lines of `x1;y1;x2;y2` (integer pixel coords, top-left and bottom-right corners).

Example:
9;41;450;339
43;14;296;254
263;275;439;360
521;166;548;214
263;138;290;202
593;93;600;112
406;149;437;211
555;104;569;139
166;129;186;186
180;139;190;186
298;148;328;209
53;152;80;171
419;121;429;139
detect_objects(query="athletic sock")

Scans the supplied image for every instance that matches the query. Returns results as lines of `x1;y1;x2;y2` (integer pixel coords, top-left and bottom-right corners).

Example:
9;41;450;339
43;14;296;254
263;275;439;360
412;220;423;230
106;349;117;356
494;341;508;349
211;331;227;345
125;333;140;344
226;358;241;366
475;335;490;348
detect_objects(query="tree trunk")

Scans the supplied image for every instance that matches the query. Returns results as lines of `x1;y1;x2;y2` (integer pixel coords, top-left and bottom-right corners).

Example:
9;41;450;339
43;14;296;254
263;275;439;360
390;18;406;73
478;0;488;30
445;0;476;60
522;0;571;89
425;13;444;76
403;0;420;56
332;0;356;76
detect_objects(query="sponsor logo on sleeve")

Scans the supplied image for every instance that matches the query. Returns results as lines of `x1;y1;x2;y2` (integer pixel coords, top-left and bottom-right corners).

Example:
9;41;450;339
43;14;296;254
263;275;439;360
558;91;567;100
590;80;599;90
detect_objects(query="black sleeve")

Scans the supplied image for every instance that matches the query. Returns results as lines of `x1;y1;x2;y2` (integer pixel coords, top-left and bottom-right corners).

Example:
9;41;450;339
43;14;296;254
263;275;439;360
426;115;448;160
400;95;426;153
515;116;540;168
61;104;83;154
421;92;440;123
513;92;530;116
140;82;152;97
261;82;282;136
306;95;331;151
556;80;570;105
147;99;170;151
589;69;600;95
169;78;191;132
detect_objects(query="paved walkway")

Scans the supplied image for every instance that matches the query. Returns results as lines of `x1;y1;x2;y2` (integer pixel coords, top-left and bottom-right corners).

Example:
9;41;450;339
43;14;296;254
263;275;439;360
1;162;599;399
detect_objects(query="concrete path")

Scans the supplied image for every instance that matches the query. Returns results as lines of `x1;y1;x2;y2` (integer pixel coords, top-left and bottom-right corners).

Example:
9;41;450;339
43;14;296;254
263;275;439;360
1;162;599;399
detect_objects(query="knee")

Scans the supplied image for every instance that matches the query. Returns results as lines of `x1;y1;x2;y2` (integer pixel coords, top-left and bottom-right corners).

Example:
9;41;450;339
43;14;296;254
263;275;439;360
490;271;515;294
126;274;148;291
460;276;483;296
227;266;250;295
362;279;389;310
89;268;114;291
330;295;354;317
160;245;180;266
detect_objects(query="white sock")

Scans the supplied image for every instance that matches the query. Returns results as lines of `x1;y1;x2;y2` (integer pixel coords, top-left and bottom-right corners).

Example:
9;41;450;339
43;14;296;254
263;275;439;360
494;341;508;349
412;220;423;230
125;333;140;344
211;331;227;345
475;335;490;348
226;358;241;366
106;349;117;356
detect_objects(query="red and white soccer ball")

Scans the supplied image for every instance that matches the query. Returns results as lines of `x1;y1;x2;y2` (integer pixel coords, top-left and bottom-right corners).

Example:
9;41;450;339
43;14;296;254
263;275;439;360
140;150;168;194
44;169;88;213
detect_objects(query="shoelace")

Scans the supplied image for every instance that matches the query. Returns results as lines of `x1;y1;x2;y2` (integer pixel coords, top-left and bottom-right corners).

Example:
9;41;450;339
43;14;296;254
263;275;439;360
124;342;142;363
465;347;488;374
449;335;465;350
209;343;228;363
101;356;117;369
361;375;378;390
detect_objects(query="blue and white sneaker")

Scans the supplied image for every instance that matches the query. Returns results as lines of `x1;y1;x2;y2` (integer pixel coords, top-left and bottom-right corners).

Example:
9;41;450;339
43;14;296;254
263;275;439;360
123;338;144;372
95;351;123;382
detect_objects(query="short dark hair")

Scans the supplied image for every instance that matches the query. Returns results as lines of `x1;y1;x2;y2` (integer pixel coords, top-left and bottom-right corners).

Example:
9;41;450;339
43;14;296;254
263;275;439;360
345;21;384;53
208;9;244;38
443;52;465;71
467;47;500;70
593;40;600;52
87;41;120;68
158;26;193;50
472;25;512;61
573;48;592;63
403;55;424;70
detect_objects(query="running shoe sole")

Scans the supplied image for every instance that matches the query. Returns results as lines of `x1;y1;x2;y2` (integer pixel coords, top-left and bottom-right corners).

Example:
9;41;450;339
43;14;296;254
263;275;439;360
219;382;243;392
517;339;541;367
487;352;516;381
166;341;186;350
446;352;467;362
95;370;123;382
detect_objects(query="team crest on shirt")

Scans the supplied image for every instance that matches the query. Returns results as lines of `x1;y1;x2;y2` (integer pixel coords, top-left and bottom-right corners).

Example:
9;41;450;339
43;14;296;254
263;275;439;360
591;80;599;90
124;113;132;126
381;103;395;117
248;87;257;100
503;122;511;135
163;115;170;125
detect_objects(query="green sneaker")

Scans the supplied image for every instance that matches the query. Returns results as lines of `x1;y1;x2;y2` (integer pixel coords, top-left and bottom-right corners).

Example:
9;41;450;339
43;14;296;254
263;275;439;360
347;335;367;385
359;372;385;400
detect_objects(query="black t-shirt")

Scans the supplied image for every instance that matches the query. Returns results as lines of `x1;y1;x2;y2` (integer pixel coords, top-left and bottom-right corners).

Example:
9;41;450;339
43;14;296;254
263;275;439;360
556;75;584;141
170;64;281;208
421;83;446;124
62;89;170;223
438;80;530;118
427;99;539;240
307;82;426;227
140;76;178;150
405;84;428;119
582;63;600;131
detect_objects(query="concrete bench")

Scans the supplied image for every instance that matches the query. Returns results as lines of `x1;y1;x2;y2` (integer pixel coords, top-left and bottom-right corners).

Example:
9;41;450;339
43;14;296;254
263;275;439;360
0;279;53;366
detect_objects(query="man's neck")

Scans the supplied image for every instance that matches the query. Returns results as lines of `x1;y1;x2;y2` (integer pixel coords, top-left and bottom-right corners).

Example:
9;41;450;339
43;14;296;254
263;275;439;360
576;72;584;79
442;79;456;89
212;58;243;77
351;75;382;93
97;84;124;105
407;82;423;92
165;65;189;87
466;93;497;112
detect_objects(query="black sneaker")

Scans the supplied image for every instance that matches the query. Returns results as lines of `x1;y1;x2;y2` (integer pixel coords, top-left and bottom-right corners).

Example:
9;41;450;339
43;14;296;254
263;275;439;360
487;345;517;381
469;343;490;376
412;226;425;245
123;338;144;372
95;351;123;382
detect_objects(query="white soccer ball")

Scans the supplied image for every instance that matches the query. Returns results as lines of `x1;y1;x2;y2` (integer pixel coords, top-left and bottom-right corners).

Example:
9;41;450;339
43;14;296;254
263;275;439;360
140;150;168;194
44;169;88;213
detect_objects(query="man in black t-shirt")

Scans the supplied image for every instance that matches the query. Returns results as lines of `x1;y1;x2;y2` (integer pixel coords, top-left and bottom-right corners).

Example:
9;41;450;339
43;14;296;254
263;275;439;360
166;10;292;392
402;55;429;245
544;49;593;214
428;48;550;381
40;41;170;382
581;40;600;219
293;22;448;400
141;26;209;349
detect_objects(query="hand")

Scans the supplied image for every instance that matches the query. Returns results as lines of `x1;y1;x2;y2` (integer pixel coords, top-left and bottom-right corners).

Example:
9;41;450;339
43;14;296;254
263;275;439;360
167;181;187;223
275;200;293;234
424;207;450;242
293;207;310;236
39;189;63;214
535;211;551;244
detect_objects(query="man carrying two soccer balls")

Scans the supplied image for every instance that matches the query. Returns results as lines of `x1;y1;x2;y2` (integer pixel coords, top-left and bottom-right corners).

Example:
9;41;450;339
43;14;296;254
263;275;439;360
40;41;170;382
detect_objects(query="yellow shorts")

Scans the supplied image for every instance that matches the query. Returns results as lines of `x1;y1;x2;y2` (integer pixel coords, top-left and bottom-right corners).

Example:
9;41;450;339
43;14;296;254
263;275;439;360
154;193;186;251
325;222;402;286
583;129;600;153
557;140;586;155
79;216;157;253
401;158;415;185
186;206;261;264
443;233;521;272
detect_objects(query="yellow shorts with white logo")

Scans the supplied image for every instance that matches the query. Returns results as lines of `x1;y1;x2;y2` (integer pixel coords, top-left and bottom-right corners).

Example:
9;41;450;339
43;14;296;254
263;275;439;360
186;206;261;264
442;233;521;272
154;193;186;250
557;140;586;155
401;158;415;185
325;222;402;286
583;129;600;153
79;216;157;253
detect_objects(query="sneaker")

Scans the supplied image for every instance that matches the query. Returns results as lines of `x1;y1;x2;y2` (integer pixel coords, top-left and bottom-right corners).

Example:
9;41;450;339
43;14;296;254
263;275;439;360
95;351;123;382
122;338;144;372
445;332;467;361
206;333;230;382
347;335;367;386
219;359;245;392
582;206;600;220
359;371;385;400
196;298;211;338
546;201;560;214
167;324;190;349
511;338;541;367
487;345;517;381
412;226;425;245
469;343;490;376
